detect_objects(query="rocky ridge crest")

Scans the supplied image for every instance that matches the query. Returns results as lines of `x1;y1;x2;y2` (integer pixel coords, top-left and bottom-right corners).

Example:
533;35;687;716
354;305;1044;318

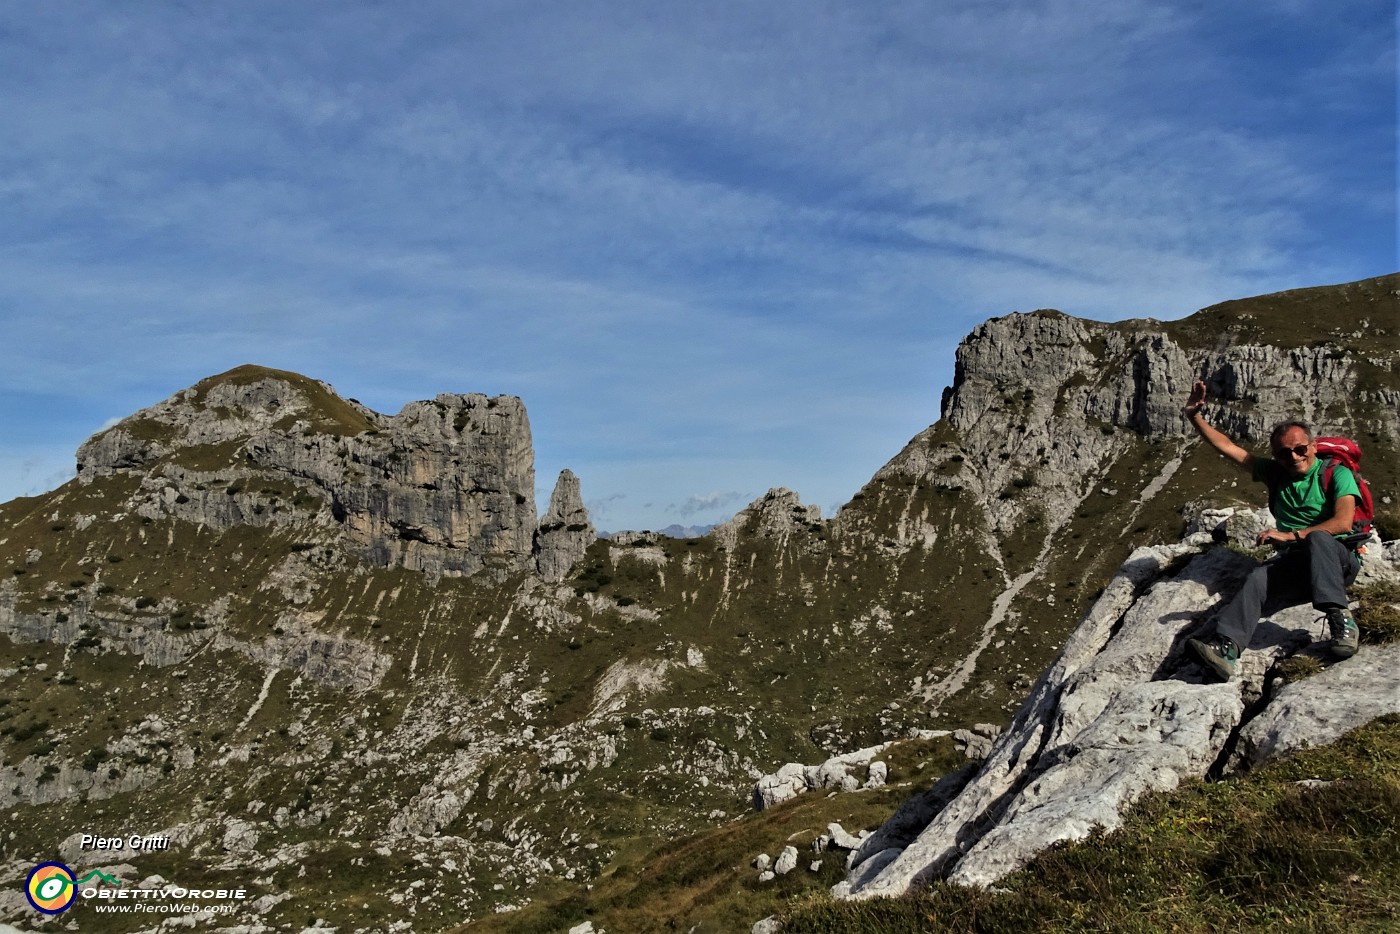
73;365;595;581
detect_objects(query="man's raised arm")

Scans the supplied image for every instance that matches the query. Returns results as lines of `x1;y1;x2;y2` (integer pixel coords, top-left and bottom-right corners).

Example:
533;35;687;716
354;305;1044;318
1182;380;1254;470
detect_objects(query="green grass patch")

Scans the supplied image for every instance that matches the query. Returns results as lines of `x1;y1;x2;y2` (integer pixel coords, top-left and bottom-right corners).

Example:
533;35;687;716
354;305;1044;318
1356;581;1400;645
461;780;921;933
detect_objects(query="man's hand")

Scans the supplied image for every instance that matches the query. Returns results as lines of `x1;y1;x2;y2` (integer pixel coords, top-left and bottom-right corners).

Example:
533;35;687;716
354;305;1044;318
1256;528;1297;547
1183;380;1207;415
1182;380;1252;469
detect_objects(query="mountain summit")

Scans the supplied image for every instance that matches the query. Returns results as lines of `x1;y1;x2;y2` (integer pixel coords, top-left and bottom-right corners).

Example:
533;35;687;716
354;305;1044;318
72;364;575;580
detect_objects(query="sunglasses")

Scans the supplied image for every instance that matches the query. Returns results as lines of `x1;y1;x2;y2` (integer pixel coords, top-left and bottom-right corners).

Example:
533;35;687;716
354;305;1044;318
1272;443;1311;460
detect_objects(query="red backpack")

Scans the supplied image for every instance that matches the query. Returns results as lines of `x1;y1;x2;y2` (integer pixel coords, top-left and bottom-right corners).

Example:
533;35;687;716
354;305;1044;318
1314;436;1375;538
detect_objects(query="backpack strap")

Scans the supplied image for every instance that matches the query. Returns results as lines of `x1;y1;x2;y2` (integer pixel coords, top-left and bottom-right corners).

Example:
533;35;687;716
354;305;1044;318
1321;456;1372;547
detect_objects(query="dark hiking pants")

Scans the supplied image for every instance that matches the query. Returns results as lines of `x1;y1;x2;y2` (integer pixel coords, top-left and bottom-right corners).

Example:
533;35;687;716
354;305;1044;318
1214;530;1360;650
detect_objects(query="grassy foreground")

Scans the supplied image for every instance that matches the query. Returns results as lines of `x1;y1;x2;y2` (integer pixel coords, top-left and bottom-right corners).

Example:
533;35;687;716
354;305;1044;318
461;713;1399;933
780;714;1400;934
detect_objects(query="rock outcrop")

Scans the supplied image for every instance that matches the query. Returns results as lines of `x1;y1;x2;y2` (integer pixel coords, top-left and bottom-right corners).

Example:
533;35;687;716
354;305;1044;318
838;525;1400;897
714;488;822;550
535;469;596;582
75;365;539;578
752;743;891;810
1231;643;1400;770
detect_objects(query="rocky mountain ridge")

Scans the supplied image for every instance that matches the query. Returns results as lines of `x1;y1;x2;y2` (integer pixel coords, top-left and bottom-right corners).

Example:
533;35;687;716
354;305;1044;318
74;365;579;580
0;273;1396;932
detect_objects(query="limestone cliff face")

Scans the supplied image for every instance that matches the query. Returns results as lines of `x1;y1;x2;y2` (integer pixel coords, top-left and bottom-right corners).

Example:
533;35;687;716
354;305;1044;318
822;273;1398;729
889;276;1400;550
75;366;538;578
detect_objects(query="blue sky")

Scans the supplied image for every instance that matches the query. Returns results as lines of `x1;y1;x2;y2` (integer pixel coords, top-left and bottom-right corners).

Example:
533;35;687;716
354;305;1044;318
1;1;1394;531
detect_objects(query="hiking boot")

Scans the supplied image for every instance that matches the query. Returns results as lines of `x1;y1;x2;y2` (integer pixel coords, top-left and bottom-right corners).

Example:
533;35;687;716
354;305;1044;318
1326;608;1359;659
1188;636;1239;681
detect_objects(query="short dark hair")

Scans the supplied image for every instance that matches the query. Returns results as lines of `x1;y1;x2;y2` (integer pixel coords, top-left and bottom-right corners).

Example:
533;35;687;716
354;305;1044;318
1269;420;1312;446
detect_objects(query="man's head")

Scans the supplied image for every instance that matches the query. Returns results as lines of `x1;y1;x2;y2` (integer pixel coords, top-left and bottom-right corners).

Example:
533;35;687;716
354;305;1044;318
1269;420;1315;476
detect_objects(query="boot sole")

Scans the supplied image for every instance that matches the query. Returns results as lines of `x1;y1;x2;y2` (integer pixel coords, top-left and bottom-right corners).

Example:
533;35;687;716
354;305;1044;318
1329;641;1358;660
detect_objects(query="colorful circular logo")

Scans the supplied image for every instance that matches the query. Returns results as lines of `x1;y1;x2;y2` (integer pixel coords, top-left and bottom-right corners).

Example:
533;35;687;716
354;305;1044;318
26;862;77;914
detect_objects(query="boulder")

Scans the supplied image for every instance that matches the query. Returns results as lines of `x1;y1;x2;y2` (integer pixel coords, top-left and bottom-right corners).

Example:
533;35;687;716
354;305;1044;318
752;743;891;810
826;822;863;851
774;846;798;875
1232;644;1400;770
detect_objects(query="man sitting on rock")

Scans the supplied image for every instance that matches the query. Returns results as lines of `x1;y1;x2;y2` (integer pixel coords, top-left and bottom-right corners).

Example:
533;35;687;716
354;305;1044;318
1181;380;1361;680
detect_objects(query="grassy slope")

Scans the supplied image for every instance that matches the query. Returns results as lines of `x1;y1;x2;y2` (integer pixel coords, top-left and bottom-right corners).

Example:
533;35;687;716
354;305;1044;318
458;738;972;934
458;712;1400;934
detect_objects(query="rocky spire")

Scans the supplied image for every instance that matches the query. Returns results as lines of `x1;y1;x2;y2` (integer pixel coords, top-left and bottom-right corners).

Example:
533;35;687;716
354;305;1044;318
534;468;596;581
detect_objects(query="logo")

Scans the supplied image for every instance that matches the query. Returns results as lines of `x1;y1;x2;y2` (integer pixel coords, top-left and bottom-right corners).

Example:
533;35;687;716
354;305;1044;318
26;862;77;915
23;864;122;915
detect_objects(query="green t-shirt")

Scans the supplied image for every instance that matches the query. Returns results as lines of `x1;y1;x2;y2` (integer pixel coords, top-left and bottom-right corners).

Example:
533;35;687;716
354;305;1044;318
1252;457;1361;533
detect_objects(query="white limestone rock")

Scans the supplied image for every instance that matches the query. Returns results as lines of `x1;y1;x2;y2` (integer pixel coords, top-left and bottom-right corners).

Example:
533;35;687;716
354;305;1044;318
222;819;260;855
1232;644;1400;770
844;764;977;875
752;743;892;810
826;822;864;851
713;488;823;551
841;539;1377;898
752;763;807;810
774;846;798;875
952;724;1002;761
830;847;903;899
